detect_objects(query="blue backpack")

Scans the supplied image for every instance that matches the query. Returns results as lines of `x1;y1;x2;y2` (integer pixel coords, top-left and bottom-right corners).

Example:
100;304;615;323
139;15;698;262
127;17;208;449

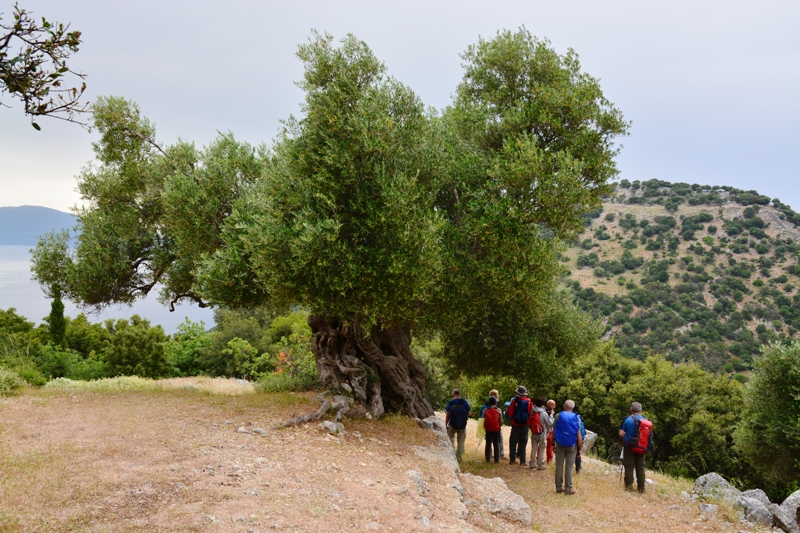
512;397;530;425
449;400;468;430
555;411;580;447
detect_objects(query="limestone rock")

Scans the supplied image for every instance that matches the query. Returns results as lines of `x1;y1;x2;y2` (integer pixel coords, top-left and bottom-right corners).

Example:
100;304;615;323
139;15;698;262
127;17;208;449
742;488;771;507
417;416;446;434
774;489;800;533
459;472;532;526
700;503;719;515
737;496;773;526
237;427;250;434
320;420;344;435
693;472;742;505
582;430;598;454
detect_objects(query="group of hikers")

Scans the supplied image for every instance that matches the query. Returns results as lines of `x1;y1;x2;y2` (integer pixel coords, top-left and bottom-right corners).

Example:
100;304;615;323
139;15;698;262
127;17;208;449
444;387;653;495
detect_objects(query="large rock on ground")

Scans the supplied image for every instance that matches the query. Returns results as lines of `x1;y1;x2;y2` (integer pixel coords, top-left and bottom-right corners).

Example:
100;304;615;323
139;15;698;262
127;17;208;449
415;416;459;474
737;496;773;526
459;473;532;527
582;430;598;454
693;472;742;505
774;489;800;533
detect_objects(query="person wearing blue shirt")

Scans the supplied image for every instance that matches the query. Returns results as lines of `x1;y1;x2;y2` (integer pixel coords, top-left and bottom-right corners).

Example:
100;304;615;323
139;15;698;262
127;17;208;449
619;401;648;493
445;389;471;461
553;399;583;495
479;389;505;460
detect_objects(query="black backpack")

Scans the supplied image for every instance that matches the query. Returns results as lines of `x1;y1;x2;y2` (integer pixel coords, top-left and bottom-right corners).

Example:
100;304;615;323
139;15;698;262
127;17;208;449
512;397;530;425
449;401;468;430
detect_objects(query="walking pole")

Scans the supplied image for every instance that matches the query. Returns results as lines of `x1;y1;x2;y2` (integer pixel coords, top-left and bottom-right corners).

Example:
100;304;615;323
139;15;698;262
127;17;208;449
471;437;484;460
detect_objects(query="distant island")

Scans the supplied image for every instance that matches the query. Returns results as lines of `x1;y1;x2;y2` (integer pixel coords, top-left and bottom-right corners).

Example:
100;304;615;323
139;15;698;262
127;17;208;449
0;206;76;246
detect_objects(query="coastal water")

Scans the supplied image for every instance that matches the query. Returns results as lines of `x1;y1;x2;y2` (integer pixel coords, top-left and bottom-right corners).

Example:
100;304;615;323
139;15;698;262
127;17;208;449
0;245;214;333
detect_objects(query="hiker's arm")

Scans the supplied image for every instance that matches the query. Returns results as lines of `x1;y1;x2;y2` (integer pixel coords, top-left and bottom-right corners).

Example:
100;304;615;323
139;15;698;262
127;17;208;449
577;432;583;450
618;428;625;438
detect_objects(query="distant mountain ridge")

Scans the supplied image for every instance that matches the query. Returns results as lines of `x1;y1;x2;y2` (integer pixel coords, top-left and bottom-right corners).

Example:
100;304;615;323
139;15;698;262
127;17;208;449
0;206;76;246
564;180;800;374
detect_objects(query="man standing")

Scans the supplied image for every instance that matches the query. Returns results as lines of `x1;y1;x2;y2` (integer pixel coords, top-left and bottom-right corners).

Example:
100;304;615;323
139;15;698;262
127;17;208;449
445;389;471;461
479;389;506;459
506;386;533;465
529;398;551;470
546;399;556;463
619;402;651;493
553;400;583;495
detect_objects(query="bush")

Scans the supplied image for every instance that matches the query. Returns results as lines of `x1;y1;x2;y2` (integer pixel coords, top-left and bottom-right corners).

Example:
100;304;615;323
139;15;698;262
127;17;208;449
0;367;26;396
734;341;800;499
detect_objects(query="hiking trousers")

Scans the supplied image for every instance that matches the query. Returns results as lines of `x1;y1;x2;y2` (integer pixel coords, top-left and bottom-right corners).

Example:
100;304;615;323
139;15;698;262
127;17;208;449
509;425;528;464
447;426;467;461
623;447;646;492
531;430;547;468
546;431;554;462
554;442;577;492
485;431;500;463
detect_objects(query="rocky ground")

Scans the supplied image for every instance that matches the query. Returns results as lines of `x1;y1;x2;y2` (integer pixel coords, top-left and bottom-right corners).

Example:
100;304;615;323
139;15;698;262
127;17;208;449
0;380;784;532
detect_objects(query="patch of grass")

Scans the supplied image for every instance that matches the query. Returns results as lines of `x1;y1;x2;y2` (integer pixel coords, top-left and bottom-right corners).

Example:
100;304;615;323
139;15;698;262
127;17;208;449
44;376;161;392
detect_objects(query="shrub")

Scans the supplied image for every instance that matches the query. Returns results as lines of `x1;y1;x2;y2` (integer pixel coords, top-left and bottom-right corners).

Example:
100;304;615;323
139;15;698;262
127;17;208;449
0;367;26;396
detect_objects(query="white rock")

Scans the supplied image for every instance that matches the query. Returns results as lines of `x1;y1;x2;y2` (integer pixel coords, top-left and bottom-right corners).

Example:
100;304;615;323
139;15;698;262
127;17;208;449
459;472;532;526
693;472;742;505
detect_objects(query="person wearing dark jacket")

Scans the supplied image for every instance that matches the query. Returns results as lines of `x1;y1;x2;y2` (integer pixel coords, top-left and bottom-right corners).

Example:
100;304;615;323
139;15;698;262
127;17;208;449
506;386;533;465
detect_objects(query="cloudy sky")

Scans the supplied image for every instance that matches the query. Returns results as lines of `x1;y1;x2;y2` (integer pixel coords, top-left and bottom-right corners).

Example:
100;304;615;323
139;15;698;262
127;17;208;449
2;0;799;212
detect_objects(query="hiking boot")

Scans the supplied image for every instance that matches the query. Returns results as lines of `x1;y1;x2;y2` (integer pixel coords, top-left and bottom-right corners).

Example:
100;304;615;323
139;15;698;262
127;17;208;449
519;462;526;466
565;489;577;495
556;488;563;493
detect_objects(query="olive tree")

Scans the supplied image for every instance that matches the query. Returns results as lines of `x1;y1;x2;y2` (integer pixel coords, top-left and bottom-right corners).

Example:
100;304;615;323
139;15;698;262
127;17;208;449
33;30;628;419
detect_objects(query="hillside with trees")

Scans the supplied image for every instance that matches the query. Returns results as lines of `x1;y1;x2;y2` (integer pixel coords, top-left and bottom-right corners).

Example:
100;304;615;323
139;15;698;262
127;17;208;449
564;180;800;374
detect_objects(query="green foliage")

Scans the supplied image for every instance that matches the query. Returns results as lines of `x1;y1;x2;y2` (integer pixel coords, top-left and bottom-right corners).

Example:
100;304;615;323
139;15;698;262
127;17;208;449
255;311;318;391
47;297;66;346
410;336;453;410
0;367;26;396
101;315;170;378
164;319;210;376
734;341;800;498
563;343;746;479
0;4;89;128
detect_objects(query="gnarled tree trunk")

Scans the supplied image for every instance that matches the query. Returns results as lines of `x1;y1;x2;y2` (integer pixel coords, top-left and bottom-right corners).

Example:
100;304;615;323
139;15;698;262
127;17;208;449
308;315;434;419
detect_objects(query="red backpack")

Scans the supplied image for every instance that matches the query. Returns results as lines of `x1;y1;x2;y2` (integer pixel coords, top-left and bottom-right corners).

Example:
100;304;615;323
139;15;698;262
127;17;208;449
630;417;653;455
484;406;502;432
529;410;545;434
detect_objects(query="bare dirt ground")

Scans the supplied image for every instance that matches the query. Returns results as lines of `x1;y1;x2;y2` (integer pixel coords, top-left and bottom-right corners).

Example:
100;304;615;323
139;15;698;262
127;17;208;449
0;383;767;532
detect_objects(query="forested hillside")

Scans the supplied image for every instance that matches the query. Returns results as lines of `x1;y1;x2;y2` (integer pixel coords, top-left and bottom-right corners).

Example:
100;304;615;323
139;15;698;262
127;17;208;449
564;180;800;373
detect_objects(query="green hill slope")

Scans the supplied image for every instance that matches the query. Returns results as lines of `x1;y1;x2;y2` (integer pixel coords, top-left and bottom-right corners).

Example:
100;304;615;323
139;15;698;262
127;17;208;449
564;180;800;373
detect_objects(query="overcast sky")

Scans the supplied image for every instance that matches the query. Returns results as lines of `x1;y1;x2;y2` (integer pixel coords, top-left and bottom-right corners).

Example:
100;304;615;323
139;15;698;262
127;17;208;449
2;0;799;213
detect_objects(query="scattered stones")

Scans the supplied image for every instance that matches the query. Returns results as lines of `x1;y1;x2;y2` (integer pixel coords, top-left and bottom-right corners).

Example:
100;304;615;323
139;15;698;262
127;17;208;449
250;427;268;436
236;427;250;434
693;472;742;505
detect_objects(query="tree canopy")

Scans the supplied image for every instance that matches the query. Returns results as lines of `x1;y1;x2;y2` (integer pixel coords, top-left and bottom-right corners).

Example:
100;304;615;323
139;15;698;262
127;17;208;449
33;29;628;416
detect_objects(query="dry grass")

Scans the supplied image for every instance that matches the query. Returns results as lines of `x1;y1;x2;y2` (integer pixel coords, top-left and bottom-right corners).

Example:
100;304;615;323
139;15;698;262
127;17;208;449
0;384;769;532
457;419;768;533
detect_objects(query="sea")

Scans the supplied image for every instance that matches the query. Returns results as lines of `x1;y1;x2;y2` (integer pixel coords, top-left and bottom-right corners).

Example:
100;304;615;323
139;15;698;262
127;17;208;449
0;245;214;334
